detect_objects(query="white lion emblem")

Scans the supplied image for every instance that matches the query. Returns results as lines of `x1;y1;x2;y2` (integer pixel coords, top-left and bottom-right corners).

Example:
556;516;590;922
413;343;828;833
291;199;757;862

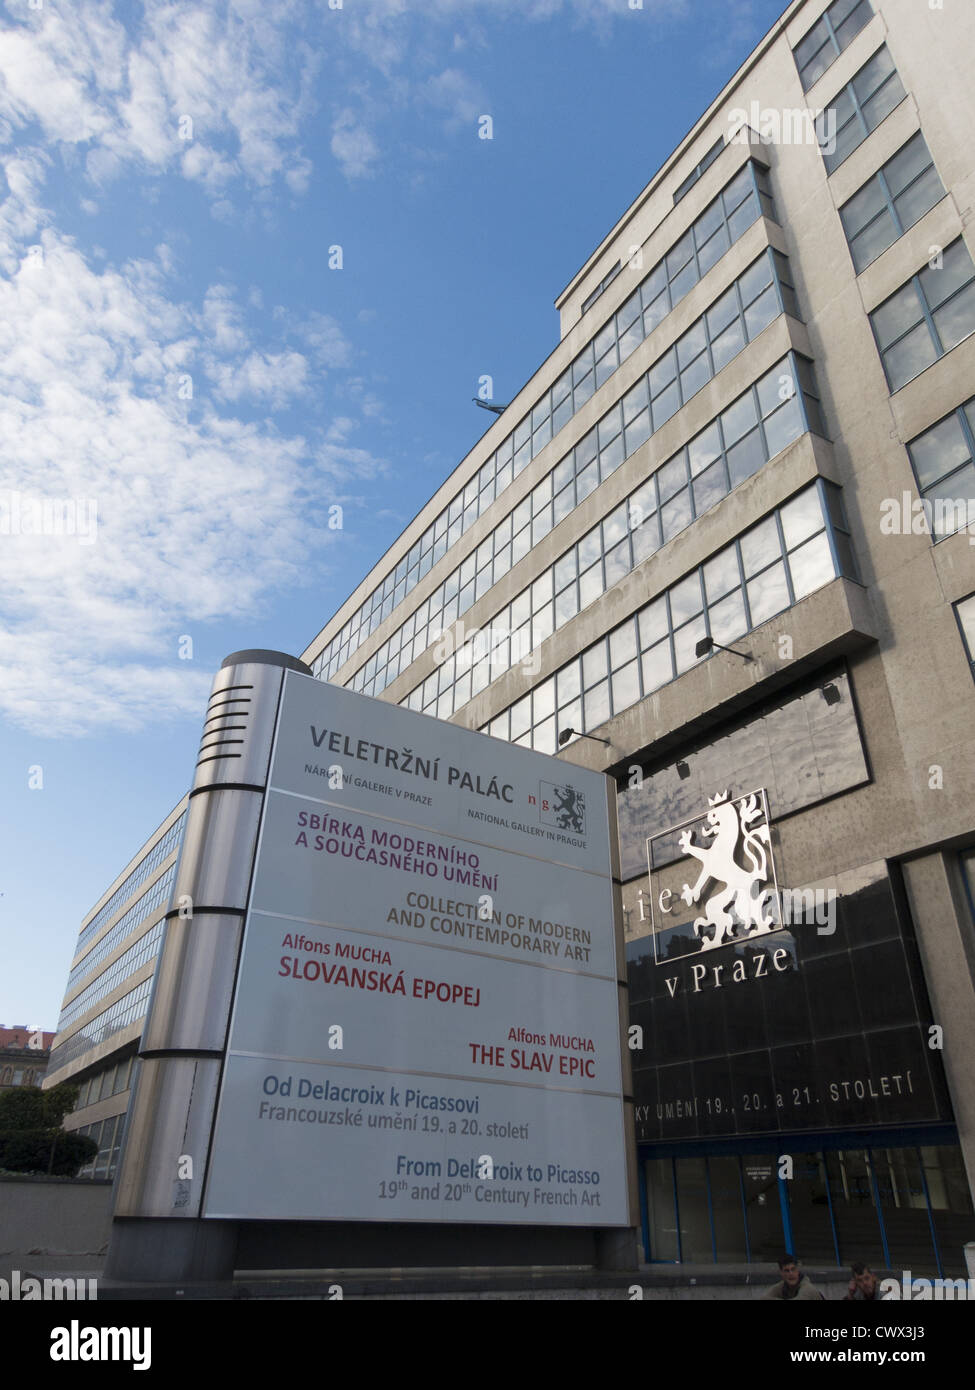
678;791;776;950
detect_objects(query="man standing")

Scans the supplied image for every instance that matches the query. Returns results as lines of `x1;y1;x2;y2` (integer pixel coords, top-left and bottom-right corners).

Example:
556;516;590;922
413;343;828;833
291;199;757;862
763;1253;825;1300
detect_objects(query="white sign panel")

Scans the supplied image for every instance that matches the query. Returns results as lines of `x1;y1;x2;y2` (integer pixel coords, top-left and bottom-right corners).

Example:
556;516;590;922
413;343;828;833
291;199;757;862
203;672;629;1226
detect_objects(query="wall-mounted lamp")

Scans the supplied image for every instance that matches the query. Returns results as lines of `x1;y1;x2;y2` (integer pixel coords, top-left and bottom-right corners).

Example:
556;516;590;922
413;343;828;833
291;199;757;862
820;681;841;706
558;727;611;748
695;635;752;662
676;760;691;780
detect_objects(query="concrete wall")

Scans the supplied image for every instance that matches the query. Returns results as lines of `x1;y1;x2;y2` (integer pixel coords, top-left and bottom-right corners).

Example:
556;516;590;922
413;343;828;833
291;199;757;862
0;1177;112;1274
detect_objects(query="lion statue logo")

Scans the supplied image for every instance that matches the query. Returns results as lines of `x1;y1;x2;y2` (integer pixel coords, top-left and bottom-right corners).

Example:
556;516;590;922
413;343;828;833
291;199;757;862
677;791;777;951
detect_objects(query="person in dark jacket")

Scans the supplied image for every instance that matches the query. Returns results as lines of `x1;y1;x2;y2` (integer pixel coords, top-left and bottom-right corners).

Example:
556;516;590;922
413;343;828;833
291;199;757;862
763;1253;825;1300
844;1262;881;1300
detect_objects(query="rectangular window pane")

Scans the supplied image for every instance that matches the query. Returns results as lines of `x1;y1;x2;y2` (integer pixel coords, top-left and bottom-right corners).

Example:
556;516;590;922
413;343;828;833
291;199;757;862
872;283;923;349
727;428;767;487
693;457;728;514
584;679;610;730
704;545;741;602
639;597;668;650
933;281;975;353
709;588;748;646
710;317;745;373
919;240;975;310
851;211;897;272
788;531;837;597
909;413;971;490
742;515;781;576
861;73;905;131
642;639;674;692
747;560;790;624
841;178;887;240
763;394;805;457
661;488;693;541
610;621;638;669
883;322;939;390
893;164;945;232
583;642;609;688
612;660;641;713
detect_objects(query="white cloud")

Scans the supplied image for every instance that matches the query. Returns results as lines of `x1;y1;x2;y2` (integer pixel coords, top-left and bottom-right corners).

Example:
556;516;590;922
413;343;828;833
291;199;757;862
297;312;354;370
0;1;314;198
0;161;383;738
330;109;379;179
207;349;310;406
422;67;485;128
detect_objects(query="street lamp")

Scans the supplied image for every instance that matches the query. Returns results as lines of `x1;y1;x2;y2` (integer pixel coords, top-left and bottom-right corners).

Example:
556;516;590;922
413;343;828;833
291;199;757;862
558;728;611;748
695;635;752;662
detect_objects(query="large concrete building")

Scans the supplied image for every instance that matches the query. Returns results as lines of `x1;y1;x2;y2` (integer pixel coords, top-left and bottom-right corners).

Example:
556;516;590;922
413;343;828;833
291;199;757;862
46;0;975;1273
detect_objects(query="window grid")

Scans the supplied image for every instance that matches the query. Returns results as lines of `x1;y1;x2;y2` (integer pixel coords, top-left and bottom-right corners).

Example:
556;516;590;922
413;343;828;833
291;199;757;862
57;920;165;1035
74;1056;134;1113
793;0;874;91
66;864;176;993
48;979;153;1072
312;161;777;684
819;46;906;175
907;397;975;544
76;1112;126;1181
75;815;184;956
403;353;827;722
352;245;799;703
839;132;945;274
474;481;853;755
870;239;975;392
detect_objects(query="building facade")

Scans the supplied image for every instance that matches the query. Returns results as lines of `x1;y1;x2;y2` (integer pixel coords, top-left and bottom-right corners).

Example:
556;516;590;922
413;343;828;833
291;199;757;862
0;1026;54;1092
45;802;187;1179
47;0;975;1270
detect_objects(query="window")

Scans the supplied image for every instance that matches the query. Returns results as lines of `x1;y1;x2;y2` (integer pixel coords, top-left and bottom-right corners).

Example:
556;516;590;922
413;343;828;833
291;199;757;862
820;46;906;174
354;234;793;706
793;0;874;91
582;261;622;315
955;594;975;679
474;481;855;749
673;138;725;205
402;354;827;723
840;133;945;273
316;163;778;689
870;239;975;391
907;398;975;542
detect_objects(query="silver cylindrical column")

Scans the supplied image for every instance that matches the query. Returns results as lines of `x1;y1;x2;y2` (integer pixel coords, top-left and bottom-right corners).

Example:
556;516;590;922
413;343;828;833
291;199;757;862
105;650;310;1283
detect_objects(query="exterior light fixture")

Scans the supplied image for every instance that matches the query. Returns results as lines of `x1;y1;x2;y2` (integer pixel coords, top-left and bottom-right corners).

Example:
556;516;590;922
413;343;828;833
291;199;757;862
676;760;691;780
472;398;509;416
695;635;752;662
558;728;611;748
821;682;841;705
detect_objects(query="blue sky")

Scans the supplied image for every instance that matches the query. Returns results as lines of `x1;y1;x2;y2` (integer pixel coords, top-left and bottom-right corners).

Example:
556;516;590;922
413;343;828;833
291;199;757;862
0;0;788;1027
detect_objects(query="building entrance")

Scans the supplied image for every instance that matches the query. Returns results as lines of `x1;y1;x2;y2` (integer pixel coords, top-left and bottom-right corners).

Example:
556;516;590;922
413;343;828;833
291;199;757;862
639;1137;975;1276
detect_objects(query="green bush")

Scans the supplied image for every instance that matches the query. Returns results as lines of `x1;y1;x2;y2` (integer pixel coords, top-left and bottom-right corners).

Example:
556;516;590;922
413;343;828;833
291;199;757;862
0;1084;98;1177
